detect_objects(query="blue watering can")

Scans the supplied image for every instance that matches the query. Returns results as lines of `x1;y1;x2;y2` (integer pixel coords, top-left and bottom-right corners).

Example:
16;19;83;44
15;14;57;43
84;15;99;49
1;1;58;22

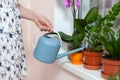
32;30;84;64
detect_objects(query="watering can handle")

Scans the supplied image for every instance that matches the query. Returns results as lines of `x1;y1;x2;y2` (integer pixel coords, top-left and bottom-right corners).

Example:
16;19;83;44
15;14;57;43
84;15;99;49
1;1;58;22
32;29;62;48
51;29;62;46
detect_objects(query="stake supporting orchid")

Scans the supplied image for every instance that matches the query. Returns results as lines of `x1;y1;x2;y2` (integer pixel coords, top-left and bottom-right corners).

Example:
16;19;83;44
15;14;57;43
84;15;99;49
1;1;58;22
64;0;81;19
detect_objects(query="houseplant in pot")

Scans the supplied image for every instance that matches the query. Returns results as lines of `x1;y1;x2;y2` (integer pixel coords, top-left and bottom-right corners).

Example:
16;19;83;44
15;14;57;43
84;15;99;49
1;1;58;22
100;29;120;79
83;16;103;70
95;1;120;79
59;0;98;65
59;0;84;65
83;0;120;71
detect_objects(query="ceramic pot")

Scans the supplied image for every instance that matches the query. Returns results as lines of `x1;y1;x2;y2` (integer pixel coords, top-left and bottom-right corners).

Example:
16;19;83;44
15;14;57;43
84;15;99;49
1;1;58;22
101;57;120;79
69;51;84;65
83;48;103;70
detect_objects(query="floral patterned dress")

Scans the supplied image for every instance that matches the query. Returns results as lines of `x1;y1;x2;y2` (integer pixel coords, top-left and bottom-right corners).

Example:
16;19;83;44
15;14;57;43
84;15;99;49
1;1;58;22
0;0;27;80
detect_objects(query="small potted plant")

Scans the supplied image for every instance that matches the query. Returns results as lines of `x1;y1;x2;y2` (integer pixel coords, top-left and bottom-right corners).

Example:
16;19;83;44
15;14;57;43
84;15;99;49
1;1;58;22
83;0;120;71
100;29;120;79
94;1;120;79
82;7;104;70
83;22;103;70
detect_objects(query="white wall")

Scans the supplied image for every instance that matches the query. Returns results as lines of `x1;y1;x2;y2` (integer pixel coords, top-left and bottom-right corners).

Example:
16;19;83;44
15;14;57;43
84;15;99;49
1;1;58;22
54;0;73;35
54;0;91;35
19;0;82;80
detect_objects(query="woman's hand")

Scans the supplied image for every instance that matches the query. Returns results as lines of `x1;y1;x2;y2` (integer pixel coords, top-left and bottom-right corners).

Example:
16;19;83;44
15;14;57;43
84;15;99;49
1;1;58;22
33;12;53;32
18;3;53;32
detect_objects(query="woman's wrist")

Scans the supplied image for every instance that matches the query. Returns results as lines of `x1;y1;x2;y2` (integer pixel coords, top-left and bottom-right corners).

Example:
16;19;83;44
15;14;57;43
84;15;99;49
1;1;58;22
26;10;39;22
31;11;41;23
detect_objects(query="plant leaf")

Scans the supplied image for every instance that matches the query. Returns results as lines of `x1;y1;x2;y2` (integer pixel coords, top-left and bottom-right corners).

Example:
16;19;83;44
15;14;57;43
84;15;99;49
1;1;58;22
72;32;80;49
100;36;113;55
78;31;85;41
74;19;86;32
106;23;113;27
59;32;72;42
85;7;98;24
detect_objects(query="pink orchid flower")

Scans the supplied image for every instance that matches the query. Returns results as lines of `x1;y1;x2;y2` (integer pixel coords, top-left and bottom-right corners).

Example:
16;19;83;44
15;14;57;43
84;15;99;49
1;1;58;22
64;0;80;8
64;0;71;8
76;0;80;8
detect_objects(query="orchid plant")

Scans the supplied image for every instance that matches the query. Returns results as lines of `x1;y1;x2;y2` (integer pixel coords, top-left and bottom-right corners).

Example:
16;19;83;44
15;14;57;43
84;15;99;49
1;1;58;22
60;0;85;49
59;0;98;49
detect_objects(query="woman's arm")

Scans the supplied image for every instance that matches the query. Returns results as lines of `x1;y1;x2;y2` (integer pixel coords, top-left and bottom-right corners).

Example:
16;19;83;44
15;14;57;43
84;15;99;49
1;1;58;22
18;3;53;32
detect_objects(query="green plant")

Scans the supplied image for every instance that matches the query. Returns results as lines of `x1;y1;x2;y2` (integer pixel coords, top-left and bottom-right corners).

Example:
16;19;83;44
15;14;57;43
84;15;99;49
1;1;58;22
84;15;103;52
84;1;120;52
97;1;120;59
59;7;98;49
100;29;120;60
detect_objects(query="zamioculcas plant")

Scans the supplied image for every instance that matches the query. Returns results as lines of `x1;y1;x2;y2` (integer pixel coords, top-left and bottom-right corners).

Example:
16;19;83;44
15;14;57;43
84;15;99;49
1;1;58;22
83;1;120;71
100;29;120;59
98;1;120;60
95;1;120;79
84;1;120;52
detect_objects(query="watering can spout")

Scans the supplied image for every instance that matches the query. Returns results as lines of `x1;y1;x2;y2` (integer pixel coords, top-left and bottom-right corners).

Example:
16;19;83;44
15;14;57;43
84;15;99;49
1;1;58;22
56;47;84;59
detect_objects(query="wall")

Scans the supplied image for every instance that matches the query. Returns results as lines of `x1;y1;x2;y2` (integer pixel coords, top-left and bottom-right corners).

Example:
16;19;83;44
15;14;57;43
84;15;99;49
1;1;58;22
54;0;91;35
19;0;81;80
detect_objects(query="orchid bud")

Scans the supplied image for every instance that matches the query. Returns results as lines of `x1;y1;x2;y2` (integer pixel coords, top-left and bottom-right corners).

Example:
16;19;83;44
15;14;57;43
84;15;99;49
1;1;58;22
64;0;71;8
76;0;80;8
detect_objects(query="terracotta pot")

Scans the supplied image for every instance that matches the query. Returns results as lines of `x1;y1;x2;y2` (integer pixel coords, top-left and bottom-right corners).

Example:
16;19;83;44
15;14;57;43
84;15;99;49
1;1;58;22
84;51;103;65
101;57;120;79
69;51;83;65
83;49;103;70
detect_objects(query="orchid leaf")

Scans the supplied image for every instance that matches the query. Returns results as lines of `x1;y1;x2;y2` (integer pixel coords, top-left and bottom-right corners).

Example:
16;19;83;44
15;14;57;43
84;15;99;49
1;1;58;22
74;19;86;32
85;7;98;24
59;32;72;42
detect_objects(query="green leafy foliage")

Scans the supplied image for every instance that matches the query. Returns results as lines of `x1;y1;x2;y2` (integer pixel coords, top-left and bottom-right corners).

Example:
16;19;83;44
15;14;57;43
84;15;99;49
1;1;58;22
100;29;120;59
84;14;103;52
84;24;103;52
84;1;120;53
59;1;120;54
59;7;98;49
97;1;120;59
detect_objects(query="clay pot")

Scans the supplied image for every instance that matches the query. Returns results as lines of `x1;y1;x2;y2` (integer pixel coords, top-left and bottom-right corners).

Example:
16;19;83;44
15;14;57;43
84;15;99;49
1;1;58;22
101;57;120;79
83;49;103;70
69;51;84;65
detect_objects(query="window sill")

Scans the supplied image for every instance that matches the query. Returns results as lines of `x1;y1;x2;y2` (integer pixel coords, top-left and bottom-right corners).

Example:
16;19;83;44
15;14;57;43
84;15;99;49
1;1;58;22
56;48;105;80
